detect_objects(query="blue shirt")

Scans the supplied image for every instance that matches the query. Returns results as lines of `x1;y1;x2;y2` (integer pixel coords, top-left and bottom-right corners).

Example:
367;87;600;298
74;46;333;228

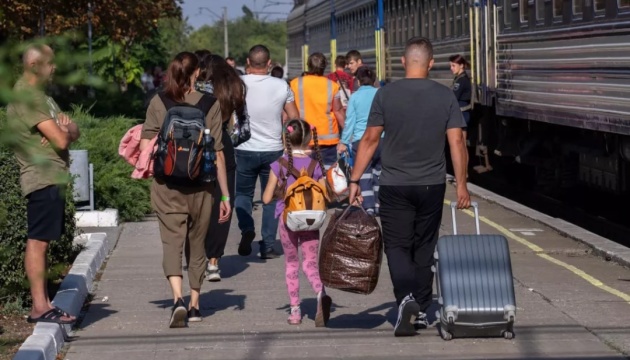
341;85;378;144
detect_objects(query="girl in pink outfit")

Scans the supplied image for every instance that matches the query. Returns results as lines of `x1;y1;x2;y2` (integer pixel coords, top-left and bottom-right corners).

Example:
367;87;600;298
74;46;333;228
262;119;332;326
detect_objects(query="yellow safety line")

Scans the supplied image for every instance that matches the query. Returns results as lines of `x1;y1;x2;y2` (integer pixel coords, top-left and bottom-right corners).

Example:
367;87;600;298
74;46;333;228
443;200;630;304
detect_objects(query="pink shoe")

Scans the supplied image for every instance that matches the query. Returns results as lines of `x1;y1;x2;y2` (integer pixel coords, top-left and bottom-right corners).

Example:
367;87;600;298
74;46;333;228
287;305;302;325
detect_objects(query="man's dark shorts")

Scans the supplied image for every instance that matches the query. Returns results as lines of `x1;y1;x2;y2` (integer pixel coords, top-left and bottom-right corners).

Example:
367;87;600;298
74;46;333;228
27;185;66;241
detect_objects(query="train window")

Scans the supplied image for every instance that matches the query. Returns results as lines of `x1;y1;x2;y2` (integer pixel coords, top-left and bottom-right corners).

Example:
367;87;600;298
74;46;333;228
573;0;582;14
520;0;529;22
620;0;630;7
594;0;605;10
504;0;512;26
553;0;563;17
536;0;545;20
432;0;438;40
463;1;470;34
440;0;446;38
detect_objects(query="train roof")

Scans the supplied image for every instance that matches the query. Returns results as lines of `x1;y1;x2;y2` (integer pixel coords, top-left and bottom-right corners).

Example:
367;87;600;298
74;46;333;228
287;3;306;22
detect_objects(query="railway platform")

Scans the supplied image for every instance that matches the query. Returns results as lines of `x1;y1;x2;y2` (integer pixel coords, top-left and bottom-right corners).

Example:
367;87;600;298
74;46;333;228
63;182;630;360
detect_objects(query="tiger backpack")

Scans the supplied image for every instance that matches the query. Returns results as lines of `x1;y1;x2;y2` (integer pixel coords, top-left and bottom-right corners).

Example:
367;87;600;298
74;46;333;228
278;157;329;232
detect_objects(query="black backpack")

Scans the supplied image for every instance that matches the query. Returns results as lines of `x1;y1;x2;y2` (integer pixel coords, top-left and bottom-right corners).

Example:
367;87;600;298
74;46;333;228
153;92;217;186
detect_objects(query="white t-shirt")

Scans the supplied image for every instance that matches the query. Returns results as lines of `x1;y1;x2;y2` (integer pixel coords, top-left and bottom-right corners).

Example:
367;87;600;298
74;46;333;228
238;75;295;152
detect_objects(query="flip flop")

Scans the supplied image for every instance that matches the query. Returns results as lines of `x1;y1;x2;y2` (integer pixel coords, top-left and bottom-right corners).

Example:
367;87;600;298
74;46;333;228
53;306;75;319
27;308;75;324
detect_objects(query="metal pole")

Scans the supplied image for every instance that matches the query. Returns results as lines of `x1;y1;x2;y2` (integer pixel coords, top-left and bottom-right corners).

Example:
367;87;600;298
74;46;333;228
39;6;45;37
330;0;337;67
88;2;95;98
223;7;229;58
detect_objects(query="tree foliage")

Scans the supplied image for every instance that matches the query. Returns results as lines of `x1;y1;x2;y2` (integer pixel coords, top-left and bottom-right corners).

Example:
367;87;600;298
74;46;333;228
0;0;181;42
187;6;287;65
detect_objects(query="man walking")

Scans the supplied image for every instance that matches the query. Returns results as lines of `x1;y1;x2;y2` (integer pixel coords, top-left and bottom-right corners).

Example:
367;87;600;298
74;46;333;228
236;45;299;259
349;37;470;337
7;44;81;324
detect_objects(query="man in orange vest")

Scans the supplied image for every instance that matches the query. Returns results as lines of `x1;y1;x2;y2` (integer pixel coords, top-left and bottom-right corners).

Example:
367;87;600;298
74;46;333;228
290;53;345;169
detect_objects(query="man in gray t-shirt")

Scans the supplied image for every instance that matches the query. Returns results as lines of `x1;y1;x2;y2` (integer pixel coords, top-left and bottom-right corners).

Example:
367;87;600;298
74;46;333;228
349;37;471;337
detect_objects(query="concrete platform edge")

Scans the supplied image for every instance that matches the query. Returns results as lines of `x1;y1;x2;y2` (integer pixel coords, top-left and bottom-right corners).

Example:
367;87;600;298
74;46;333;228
12;230;120;360
464;181;630;268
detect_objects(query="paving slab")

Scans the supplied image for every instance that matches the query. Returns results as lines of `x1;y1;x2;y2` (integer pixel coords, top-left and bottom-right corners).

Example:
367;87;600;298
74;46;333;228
63;184;630;359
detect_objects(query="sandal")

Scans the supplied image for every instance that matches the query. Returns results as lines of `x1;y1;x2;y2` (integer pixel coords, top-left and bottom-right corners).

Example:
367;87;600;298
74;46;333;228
27;308;75;324
53;306;75;319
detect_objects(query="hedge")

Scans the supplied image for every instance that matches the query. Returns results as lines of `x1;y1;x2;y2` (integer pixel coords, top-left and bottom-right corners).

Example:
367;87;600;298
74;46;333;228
70;108;152;222
0;110;79;306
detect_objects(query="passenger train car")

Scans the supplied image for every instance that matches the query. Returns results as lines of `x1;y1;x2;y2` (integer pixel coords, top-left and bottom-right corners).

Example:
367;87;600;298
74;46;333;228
287;0;630;195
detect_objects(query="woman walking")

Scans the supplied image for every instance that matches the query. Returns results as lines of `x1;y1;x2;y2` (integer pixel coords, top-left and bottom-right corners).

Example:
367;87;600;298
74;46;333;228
140;52;231;328
196;54;247;282
337;67;381;215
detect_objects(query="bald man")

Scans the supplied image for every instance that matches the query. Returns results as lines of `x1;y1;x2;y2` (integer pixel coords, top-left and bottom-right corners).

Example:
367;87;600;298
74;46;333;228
7;44;80;324
236;44;299;259
349;37;470;337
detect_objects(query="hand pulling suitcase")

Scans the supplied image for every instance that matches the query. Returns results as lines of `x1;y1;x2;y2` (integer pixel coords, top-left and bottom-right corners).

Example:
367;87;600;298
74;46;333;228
433;202;516;341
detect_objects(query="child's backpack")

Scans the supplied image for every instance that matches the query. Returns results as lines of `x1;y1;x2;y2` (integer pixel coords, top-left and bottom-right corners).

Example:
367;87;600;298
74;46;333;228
153;92;217;186
278;157;329;232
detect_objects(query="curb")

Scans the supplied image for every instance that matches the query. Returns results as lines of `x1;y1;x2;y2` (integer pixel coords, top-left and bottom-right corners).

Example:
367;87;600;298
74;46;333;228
465;181;630;268
13;232;118;360
75;209;119;227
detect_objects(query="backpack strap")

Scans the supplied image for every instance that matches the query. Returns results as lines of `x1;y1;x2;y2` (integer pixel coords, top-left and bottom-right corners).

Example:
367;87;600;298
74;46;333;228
157;92;216;115
277;157;302;179
157;92;179;111
195;94;217;116
306;159;318;178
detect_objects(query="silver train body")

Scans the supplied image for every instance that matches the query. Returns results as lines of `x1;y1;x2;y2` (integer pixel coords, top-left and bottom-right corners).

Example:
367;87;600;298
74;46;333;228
287;0;630;194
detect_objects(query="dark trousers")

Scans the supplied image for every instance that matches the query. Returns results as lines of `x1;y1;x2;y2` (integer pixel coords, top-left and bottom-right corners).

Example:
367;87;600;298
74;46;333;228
205;129;236;259
379;184;446;312
235;149;284;253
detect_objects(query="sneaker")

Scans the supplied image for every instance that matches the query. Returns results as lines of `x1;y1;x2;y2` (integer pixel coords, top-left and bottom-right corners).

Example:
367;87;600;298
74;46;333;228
315;291;332;327
238;231;256;256
206;263;221;282
188;308;202;322
414;311;429;330
260;248;281;260
288;305;302;325
169;298;187;328
394;294;420;337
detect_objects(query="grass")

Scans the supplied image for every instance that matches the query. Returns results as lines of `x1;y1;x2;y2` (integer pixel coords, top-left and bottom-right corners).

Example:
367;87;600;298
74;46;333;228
0;306;33;360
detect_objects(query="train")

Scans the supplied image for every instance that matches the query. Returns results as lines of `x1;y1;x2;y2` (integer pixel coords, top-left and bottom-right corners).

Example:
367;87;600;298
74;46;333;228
286;0;630;195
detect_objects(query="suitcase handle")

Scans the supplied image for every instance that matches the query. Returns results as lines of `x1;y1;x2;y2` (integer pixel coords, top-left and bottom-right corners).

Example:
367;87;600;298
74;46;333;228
450;201;480;235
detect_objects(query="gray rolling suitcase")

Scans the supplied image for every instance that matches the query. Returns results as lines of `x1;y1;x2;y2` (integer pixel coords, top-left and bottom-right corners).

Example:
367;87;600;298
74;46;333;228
434;202;516;340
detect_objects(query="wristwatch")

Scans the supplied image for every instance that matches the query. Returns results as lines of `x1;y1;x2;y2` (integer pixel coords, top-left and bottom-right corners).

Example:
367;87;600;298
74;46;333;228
348;179;360;184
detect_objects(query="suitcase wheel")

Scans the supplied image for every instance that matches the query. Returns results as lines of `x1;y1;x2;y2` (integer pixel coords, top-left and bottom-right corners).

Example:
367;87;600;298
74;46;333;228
503;330;515;340
439;326;453;341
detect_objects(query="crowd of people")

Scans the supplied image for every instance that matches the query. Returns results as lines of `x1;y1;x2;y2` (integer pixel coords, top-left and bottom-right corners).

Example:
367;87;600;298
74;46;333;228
8;37;472;336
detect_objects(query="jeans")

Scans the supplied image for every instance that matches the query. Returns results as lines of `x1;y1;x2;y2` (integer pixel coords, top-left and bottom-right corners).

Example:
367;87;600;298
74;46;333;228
235;149;284;253
379;184;446;311
352;140;382;212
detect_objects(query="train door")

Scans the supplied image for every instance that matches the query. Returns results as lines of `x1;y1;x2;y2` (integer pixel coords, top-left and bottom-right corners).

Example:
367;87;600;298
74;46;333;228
471;0;498;106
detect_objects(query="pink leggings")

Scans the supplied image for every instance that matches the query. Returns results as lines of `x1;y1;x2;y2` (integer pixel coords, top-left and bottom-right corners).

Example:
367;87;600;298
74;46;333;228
278;217;324;306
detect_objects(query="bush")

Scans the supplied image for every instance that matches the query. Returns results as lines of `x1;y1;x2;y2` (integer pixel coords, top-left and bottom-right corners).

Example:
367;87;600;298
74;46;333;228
0;110;79;306
70;108;152;221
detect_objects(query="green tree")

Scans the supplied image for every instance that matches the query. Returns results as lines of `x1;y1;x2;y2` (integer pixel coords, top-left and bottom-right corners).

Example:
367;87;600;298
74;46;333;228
187;6;287;66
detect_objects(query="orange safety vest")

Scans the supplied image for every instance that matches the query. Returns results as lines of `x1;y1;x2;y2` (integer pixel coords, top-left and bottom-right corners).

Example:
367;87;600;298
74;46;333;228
290;75;340;146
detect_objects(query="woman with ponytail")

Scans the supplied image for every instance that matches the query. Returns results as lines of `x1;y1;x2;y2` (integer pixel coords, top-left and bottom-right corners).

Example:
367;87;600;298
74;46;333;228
262;119;332;327
140;52;231;328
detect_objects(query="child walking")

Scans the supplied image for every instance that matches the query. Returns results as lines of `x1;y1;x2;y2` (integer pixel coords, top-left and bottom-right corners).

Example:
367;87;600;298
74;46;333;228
263;119;332;326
